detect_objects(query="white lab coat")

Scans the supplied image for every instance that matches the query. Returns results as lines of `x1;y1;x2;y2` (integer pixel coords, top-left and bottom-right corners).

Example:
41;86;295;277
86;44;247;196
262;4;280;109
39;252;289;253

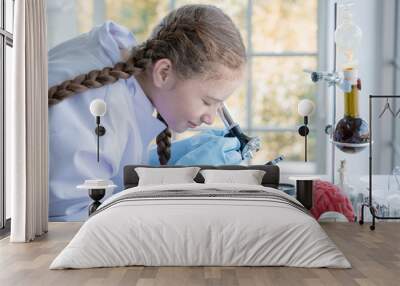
48;21;166;221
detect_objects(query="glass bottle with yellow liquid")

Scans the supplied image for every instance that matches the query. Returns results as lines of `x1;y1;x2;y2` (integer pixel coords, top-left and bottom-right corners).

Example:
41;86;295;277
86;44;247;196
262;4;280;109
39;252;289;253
333;68;369;153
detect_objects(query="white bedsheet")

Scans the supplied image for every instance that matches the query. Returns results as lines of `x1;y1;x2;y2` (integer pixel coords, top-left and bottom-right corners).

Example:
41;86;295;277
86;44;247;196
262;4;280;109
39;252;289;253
50;183;351;269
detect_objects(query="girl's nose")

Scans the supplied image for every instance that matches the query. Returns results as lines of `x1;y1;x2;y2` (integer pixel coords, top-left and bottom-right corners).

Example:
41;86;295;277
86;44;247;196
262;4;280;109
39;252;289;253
200;112;216;125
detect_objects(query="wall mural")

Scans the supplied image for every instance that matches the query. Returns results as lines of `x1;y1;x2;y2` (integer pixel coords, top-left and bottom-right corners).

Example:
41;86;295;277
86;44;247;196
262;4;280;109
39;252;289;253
47;0;318;221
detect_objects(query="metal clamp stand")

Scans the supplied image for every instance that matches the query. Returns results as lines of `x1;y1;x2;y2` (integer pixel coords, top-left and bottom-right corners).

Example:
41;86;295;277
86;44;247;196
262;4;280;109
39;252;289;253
359;95;400;230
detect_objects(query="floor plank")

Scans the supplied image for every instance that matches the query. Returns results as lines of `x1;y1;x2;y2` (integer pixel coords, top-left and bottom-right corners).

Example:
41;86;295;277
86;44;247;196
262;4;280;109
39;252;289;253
0;222;399;286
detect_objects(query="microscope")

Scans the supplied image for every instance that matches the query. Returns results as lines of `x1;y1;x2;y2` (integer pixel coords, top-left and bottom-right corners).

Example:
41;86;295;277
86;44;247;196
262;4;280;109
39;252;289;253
218;104;261;160
218;104;283;165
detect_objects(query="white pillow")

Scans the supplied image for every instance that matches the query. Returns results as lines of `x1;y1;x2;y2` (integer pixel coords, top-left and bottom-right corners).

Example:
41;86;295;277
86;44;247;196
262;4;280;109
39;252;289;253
135;167;200;186
200;169;266;185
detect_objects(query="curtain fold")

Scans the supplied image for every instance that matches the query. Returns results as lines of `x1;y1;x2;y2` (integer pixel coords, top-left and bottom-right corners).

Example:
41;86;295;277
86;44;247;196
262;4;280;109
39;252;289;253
9;0;49;242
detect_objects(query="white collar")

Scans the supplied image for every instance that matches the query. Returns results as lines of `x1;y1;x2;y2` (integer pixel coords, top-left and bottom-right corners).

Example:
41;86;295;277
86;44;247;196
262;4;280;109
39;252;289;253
129;77;167;146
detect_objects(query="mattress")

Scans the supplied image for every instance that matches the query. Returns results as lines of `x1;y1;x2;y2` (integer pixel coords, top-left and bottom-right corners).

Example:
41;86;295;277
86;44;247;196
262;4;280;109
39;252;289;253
50;183;351;269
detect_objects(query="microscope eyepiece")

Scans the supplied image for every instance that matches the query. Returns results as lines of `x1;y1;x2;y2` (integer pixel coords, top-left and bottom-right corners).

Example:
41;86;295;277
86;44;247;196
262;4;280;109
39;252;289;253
218;104;261;160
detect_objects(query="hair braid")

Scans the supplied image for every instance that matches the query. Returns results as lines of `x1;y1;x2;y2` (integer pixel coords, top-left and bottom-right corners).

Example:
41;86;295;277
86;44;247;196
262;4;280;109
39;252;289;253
155;113;172;165
48;61;139;107
48;43;172;165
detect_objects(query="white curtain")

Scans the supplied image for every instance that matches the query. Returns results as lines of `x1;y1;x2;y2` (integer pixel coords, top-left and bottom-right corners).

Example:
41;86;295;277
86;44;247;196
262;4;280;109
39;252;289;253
8;0;49;242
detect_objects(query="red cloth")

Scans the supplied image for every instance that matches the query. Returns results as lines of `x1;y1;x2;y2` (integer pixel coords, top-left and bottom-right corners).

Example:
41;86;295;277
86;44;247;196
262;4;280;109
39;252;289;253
310;180;355;222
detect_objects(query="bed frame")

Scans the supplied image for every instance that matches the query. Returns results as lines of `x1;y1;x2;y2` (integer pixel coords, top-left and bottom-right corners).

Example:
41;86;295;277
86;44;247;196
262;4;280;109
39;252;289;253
123;165;280;189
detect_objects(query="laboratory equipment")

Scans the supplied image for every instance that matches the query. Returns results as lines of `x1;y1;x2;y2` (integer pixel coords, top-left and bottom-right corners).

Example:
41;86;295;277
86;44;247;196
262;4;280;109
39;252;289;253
218;103;261;160
305;1;369;154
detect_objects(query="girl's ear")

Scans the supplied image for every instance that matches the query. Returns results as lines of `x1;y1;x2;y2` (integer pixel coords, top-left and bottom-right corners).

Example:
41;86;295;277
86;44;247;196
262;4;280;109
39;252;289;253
152;58;176;90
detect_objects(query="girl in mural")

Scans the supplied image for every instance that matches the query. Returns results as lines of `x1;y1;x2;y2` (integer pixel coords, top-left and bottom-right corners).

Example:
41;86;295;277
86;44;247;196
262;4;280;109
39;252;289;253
48;4;246;221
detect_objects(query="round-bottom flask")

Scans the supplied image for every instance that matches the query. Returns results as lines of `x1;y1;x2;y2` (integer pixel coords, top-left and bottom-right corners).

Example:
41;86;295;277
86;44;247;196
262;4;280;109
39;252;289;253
333;116;369;153
332;69;369;153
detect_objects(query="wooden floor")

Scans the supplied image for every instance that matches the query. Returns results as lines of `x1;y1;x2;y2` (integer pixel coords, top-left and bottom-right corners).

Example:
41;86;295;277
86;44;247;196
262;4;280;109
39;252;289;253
0;222;399;286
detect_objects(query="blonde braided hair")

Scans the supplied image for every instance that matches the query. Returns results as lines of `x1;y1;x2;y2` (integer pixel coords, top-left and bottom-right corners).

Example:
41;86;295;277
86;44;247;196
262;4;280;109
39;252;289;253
48;4;246;165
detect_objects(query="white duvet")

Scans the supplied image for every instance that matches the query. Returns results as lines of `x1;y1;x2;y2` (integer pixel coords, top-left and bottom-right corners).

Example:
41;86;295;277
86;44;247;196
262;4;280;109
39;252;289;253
50;183;351;269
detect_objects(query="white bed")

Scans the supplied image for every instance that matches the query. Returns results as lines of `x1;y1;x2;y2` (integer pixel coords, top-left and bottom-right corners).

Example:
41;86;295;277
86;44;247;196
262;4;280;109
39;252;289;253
50;183;351;269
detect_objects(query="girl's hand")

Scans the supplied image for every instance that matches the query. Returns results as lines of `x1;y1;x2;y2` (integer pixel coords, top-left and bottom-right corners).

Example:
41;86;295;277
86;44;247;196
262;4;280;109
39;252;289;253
148;129;242;165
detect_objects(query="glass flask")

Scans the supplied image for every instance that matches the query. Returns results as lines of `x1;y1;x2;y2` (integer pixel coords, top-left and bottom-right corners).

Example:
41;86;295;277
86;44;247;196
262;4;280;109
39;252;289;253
333;69;369;153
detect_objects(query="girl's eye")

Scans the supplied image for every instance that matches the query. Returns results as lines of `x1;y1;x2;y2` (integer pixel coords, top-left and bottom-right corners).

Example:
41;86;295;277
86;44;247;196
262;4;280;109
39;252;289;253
202;99;211;106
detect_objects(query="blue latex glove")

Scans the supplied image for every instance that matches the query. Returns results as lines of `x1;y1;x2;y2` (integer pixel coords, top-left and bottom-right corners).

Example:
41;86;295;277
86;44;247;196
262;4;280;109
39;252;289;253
148;129;243;166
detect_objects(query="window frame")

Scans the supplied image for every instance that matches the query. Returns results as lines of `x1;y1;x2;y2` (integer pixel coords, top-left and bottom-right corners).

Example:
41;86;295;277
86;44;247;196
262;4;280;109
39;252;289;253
242;0;325;174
